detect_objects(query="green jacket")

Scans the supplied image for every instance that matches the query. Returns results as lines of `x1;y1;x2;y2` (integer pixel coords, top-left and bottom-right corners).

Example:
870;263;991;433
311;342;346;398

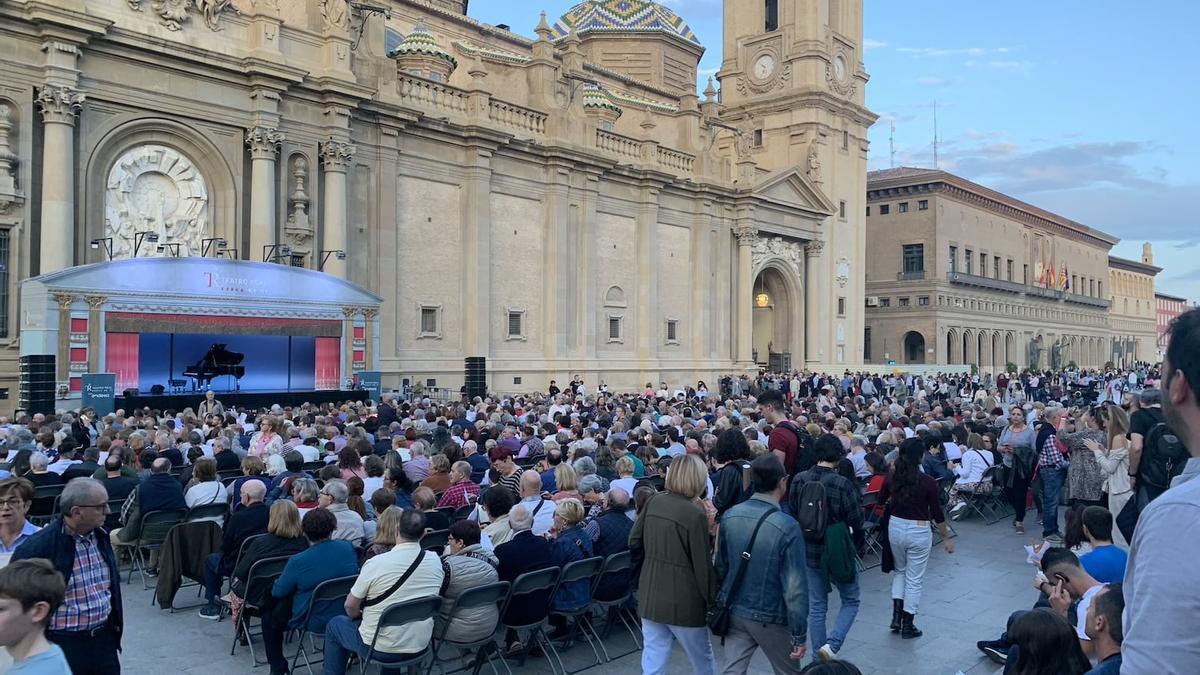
819;521;857;589
629;492;715;627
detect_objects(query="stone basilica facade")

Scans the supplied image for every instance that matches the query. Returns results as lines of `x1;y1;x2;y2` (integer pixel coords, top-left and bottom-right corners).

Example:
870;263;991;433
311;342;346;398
0;0;874;403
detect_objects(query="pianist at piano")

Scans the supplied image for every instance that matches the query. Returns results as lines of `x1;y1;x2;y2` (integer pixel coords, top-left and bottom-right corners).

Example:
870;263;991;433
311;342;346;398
17;257;383;414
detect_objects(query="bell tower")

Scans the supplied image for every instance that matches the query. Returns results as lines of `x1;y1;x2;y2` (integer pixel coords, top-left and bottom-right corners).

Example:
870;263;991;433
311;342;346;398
716;0;878;368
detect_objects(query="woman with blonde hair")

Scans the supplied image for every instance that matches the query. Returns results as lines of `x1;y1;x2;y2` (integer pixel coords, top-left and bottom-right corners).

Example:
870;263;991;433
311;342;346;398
629;453;717;674
1084;404;1133;547
364;505;401;560
552;463;580;502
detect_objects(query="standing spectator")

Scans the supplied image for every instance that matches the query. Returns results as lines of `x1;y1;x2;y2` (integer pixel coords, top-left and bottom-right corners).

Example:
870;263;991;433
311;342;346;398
629;454;717;675
999;407;1038;535
879;438;953;639
1035;407;1069;543
1127;388;1170;505
12;479;123;674
710;429;752;521
1083;404;1133;548
792;434;862;661
716;454;808;673
759;390;810;475
0;559;72;673
199;481;268;620
1082;584;1124;675
322;509;444;675
1123;308;1200;672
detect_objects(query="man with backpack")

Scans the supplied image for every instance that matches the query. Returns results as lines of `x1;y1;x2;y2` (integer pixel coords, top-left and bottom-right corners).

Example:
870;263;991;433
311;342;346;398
1123;307;1200;673
790;434;863;664
759;390;814;477
1127;388;1189;508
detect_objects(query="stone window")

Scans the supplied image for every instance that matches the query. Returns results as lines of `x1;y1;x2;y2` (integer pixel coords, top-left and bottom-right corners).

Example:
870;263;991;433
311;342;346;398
964;249;973;275
506;308;526;341
837;297;846;316
1007;259;1014;281
879;204;890;215
902;244;924;273
898;202;909;213
898;297;910;307
753;129;763;147
879;297;891;307
607;315;624;343
919;296;930;306
418;305;442;339
665;319;679;345
866;206;871;217
839;200;846;219
765;0;778;31
918;199;929;210
949;245;958;273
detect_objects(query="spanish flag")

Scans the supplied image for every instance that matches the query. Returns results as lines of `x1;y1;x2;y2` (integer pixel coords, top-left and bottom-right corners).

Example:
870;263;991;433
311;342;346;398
1048;261;1056;288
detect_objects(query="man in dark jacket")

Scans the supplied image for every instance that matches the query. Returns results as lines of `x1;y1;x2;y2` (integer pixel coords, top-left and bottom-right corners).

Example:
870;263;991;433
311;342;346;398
99;455;138;529
12;478;123;674
200;480;268;619
212;438;241;473
112;458;187;574
494;505;554;651
63;446;103;482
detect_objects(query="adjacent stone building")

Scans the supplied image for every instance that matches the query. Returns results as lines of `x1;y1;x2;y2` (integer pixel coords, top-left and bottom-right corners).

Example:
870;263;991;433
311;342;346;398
0;0;874;408
1108;245;1160;367
1155;291;1189;359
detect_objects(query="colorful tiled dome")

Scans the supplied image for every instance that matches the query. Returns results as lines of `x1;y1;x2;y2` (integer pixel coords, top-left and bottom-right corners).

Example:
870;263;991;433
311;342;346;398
552;0;700;45
581;85;623;115
387;21;457;68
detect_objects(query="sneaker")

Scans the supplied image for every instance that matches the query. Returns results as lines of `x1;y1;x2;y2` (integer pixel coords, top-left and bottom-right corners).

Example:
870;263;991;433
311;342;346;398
1045;534;1065;546
976;640;1008;664
145;567;159;578
950;503;968;520
1014;522;1025;535
817;644;836;663
198;605;221;621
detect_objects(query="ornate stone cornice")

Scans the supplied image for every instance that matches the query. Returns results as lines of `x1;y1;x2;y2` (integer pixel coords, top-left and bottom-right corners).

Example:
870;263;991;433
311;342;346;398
320;139;357;171
734;227;758;247
245;126;283;160
52;292;76;309
36;85;84;125
804;241;825;257
341;306;360;319
84;295;107;309
361;307;378;320
752;236;804;277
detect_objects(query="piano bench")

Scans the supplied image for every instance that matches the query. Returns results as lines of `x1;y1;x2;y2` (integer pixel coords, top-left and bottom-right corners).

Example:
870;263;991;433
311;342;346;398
167;379;188;393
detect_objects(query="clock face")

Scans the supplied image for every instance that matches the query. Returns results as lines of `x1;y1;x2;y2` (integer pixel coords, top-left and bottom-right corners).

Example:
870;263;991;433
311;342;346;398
753;53;776;80
833;54;847;82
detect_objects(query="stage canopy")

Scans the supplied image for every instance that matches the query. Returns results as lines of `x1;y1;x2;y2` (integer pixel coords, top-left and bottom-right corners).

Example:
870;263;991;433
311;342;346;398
20;257;382;400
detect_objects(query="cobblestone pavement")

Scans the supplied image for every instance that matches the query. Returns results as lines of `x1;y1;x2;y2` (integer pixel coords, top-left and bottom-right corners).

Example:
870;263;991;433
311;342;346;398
117;513;1034;674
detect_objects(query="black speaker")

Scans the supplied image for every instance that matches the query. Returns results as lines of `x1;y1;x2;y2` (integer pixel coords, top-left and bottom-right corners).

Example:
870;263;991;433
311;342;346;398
123;388;139;398
464;357;487;399
150;384;165;395
18;355;55;416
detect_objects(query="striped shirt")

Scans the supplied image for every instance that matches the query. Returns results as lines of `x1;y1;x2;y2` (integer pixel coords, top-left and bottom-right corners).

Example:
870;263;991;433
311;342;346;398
50;524;111;632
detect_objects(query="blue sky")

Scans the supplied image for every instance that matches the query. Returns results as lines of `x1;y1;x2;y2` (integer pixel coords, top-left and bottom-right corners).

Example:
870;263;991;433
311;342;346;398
471;1;1199;300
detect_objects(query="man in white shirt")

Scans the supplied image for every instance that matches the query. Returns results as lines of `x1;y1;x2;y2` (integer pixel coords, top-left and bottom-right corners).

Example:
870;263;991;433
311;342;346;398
322;509;444;673
516;470;554;536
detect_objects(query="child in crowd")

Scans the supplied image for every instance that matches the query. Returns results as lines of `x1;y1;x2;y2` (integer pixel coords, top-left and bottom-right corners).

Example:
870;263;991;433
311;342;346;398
0;558;71;674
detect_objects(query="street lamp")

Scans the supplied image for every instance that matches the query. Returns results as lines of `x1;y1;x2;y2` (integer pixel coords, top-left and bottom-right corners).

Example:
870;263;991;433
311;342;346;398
201;237;227;257
157;243;181;257
319;249;346;271
132;231;159;257
89;237;113;261
262;244;292;263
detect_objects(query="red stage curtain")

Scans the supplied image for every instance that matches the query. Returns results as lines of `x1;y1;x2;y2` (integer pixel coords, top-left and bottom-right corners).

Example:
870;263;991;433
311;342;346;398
315;336;340;390
107;332;139;392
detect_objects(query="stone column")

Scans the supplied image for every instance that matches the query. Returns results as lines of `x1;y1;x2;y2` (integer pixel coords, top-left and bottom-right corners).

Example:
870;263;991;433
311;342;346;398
691;201;713;363
543;164;571;361
85;295;105;373
319;139;356;278
341;306;358;388
53;293;75;382
246;126;283;262
461;147;493;358
635;185;660;366
36;85;84;274
804;241;825;366
734;227;756;365
361;307;378;369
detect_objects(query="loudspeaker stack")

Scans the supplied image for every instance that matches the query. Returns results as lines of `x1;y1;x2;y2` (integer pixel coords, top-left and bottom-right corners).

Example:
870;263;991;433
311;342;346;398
18;355;55;416
464;357;487;400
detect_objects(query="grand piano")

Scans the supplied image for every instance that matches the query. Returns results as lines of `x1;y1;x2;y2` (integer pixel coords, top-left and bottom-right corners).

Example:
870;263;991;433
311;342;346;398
183;343;246;391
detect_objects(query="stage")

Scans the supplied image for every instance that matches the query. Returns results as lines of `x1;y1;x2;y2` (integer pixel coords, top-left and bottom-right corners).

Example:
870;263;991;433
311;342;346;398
118;388;370;412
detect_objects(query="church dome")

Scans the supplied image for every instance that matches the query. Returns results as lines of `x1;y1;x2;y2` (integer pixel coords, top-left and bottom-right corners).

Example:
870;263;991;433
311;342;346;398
552;0;700;45
387;21;457;69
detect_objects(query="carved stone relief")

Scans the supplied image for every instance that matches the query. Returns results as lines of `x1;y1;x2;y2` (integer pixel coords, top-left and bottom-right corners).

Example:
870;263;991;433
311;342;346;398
285;154;314;254
129;0;240;31
104;145;209;258
835;257;851;288
751;236;804;278
0;103;20;214
321;0;351;32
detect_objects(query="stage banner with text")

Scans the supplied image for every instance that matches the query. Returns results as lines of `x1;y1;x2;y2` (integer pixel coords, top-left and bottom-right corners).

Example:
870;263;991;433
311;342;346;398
82;373;118;417
358;371;382;403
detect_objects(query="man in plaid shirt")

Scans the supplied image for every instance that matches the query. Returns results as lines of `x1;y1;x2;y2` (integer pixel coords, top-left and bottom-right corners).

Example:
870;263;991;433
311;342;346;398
1036;407;1069;542
436;460;481;509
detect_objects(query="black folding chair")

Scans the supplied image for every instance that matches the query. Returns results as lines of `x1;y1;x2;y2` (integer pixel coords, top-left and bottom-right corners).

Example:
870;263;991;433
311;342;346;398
425;581;511;675
544;557;605;674
588;551;641;662
218;469;244;482
118;508;187;588
187;502;229;523
857;492;883;571
453;504;475;523
290;574;358;674
436;506;457;523
420;528;449;553
358;595;443;675
231;555;290;666
28;483;65;526
498;567;560;671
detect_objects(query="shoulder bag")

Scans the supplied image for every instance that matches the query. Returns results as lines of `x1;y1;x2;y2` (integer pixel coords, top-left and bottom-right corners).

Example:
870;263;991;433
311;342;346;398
362;550;426;608
707;506;777;637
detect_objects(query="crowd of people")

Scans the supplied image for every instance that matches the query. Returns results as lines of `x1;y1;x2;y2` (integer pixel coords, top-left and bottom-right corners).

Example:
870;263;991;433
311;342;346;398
0;309;1195;674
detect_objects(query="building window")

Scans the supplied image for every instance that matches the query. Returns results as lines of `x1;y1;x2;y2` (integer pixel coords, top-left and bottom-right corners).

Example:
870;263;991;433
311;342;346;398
918;296;930;306
0;228;7;338
506;309;526;341
980;252;987;275
902;244;924;273
1090;278;1096;296
839;200;846;219
1007;259;1014;281
1071;275;1078;293
607;315;624;343
879;297;891;307
753;128;763;147
419;305;442;338
918;199;929;210
837;297;846;316
949;245;958;273
842;130;849;150
864;327;871;361
764;0;778;31
665;319;679;344
898;202;909;213
879;204;890;215
898;297;910;307
1023;264;1029;285
964;249;973;274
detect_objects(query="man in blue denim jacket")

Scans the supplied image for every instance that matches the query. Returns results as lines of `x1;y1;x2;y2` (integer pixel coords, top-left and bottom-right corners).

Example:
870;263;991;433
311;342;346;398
715;454;808;674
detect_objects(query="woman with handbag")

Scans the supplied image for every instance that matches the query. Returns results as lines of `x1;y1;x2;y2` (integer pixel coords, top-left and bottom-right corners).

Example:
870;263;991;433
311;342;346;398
629;453;718;675
879;438;953;639
1084;404;1133;548
1000;407;1038;535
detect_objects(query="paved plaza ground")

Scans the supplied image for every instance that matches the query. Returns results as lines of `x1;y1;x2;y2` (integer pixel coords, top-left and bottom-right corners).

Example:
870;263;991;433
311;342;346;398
118;513;1034;674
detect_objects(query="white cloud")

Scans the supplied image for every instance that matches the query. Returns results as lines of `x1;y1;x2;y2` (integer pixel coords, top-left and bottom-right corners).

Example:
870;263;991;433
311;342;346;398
914;76;963;87
897;46;1021;58
965;59;1033;72
864;38;888;50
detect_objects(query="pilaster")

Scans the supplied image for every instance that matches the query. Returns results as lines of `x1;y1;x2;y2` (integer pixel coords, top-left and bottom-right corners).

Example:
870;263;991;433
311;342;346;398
319;138;356;278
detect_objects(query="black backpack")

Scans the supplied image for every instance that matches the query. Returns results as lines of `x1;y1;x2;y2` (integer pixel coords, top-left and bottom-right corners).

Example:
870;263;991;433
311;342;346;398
792;471;829;540
1141;420;1189;490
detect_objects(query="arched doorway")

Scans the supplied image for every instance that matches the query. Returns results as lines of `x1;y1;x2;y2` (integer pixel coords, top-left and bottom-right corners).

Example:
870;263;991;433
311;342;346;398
903;331;926;364
751;265;802;366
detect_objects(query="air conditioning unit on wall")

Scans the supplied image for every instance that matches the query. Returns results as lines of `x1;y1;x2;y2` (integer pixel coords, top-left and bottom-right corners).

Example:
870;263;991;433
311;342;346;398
865;296;879;307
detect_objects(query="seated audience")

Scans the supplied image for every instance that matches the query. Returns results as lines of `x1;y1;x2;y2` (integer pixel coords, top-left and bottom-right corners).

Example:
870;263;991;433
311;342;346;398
364;505;401;561
437;520;500;647
412;487;449;531
479;486;516;551
547;499;593;640
420;454;453;494
291;478;320;516
1006;608;1091;675
436;461;480;509
199;480;268;620
319;479;365;548
1076;507;1127;584
184;458;228;512
494;504;554;654
0;478;38;554
1083;584;1123;675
